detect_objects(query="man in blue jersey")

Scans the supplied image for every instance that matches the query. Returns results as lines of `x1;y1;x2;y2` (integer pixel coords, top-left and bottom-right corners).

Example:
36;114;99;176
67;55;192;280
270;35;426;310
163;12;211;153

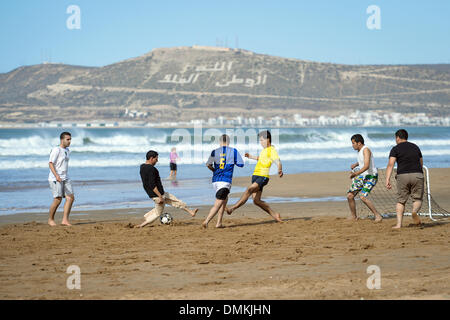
202;134;244;228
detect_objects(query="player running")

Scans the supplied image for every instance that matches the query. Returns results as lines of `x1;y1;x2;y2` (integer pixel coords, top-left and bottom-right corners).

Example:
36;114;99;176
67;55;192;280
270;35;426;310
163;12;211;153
347;134;383;222
226;130;283;222
202;134;244;228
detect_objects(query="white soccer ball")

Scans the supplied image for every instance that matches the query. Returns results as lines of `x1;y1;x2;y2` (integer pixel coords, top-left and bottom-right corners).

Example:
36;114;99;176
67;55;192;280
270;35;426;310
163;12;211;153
160;213;173;225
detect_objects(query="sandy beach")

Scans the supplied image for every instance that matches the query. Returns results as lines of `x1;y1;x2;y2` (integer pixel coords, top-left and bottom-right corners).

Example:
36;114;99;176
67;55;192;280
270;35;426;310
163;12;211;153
0;169;449;300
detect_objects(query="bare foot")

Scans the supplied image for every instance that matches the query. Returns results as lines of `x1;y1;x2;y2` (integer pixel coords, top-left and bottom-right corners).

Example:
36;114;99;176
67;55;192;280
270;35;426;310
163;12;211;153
272;213;283;222
48;220;57;227
226;207;233;215
201;222;207;229
411;213;422;225
190;208;199;217
392;225;401;229
374;216;383;223
61;222;72;226
215;224;225;228
347;216;359;221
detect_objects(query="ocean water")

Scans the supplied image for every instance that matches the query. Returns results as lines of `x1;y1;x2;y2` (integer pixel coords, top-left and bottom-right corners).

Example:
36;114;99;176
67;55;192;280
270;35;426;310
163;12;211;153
0;126;449;216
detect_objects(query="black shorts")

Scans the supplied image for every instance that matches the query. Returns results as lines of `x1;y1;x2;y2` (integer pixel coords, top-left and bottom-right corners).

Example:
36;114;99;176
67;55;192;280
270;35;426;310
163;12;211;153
170;163;177;171
252;175;269;191
215;188;230;200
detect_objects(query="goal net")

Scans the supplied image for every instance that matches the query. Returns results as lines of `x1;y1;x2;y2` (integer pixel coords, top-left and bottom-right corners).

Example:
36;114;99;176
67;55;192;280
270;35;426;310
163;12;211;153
357;166;450;221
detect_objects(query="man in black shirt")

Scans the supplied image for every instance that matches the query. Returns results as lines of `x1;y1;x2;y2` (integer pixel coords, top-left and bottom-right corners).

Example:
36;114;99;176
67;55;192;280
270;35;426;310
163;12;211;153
136;150;198;228
385;129;424;229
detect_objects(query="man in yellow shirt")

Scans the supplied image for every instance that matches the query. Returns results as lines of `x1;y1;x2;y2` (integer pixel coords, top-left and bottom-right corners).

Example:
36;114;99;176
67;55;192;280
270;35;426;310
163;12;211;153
226;130;283;222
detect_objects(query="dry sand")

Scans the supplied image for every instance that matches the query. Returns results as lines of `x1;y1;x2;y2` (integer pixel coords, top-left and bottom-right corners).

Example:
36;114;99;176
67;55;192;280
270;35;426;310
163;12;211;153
0;169;449;300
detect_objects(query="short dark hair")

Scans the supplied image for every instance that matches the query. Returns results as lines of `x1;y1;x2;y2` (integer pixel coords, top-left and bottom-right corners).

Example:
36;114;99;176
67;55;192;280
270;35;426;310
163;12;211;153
258;130;271;143
146;150;158;160
351;134;364;144
395;129;408;140
220;134;230;144
60;132;71;140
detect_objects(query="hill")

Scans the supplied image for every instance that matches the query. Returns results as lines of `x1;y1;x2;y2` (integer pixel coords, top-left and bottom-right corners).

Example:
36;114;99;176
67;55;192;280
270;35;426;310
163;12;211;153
1;46;449;123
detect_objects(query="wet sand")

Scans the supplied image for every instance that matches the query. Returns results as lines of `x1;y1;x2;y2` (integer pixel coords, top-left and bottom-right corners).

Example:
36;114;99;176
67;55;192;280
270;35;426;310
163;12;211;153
0;169;449;299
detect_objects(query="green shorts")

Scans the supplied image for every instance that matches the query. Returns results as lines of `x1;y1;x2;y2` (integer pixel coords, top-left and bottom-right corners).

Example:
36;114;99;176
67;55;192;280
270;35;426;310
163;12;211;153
348;174;378;197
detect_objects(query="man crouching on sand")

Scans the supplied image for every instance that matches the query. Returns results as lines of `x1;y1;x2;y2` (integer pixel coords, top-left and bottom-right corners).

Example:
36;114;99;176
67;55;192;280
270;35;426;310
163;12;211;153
135;150;198;228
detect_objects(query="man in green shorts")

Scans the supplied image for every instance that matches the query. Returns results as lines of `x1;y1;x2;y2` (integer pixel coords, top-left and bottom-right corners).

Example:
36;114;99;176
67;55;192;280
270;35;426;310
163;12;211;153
347;134;383;222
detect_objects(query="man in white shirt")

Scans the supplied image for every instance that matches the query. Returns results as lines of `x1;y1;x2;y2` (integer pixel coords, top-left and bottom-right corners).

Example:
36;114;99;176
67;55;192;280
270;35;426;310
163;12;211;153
48;132;74;226
347;134;383;223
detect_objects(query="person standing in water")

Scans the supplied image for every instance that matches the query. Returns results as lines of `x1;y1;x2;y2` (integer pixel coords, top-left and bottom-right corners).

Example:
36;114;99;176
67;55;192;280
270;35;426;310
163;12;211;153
169;147;180;180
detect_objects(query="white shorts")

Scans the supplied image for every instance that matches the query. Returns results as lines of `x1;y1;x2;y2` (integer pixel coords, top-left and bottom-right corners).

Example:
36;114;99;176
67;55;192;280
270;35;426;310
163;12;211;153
49;180;74;198
212;181;231;192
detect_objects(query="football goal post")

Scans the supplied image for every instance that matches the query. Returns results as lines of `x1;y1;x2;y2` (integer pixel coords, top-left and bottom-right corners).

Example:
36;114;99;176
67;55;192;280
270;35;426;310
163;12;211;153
357;166;450;221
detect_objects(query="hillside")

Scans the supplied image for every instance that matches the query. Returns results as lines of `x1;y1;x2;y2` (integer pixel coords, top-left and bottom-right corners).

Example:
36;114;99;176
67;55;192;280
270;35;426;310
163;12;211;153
1;46;449;123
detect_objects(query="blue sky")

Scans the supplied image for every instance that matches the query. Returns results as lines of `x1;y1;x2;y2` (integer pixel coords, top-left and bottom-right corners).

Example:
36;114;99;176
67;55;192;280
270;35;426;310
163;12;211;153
1;0;449;73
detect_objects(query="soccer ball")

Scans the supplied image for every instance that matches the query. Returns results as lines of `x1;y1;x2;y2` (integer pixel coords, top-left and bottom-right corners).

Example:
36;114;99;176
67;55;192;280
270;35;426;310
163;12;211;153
160;213;173;225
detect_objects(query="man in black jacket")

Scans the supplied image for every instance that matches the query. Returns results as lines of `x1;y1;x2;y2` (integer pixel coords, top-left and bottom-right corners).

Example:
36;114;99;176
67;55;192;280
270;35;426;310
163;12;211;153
385;129;424;229
136;150;198;228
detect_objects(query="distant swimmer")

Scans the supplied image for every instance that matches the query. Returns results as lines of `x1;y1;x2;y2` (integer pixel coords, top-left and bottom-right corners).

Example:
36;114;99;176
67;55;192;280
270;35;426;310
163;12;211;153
346;134;383;223
385;129;424;229
226;130;283;222
136;150;198;228
48;132;75;226
202;134;244;228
